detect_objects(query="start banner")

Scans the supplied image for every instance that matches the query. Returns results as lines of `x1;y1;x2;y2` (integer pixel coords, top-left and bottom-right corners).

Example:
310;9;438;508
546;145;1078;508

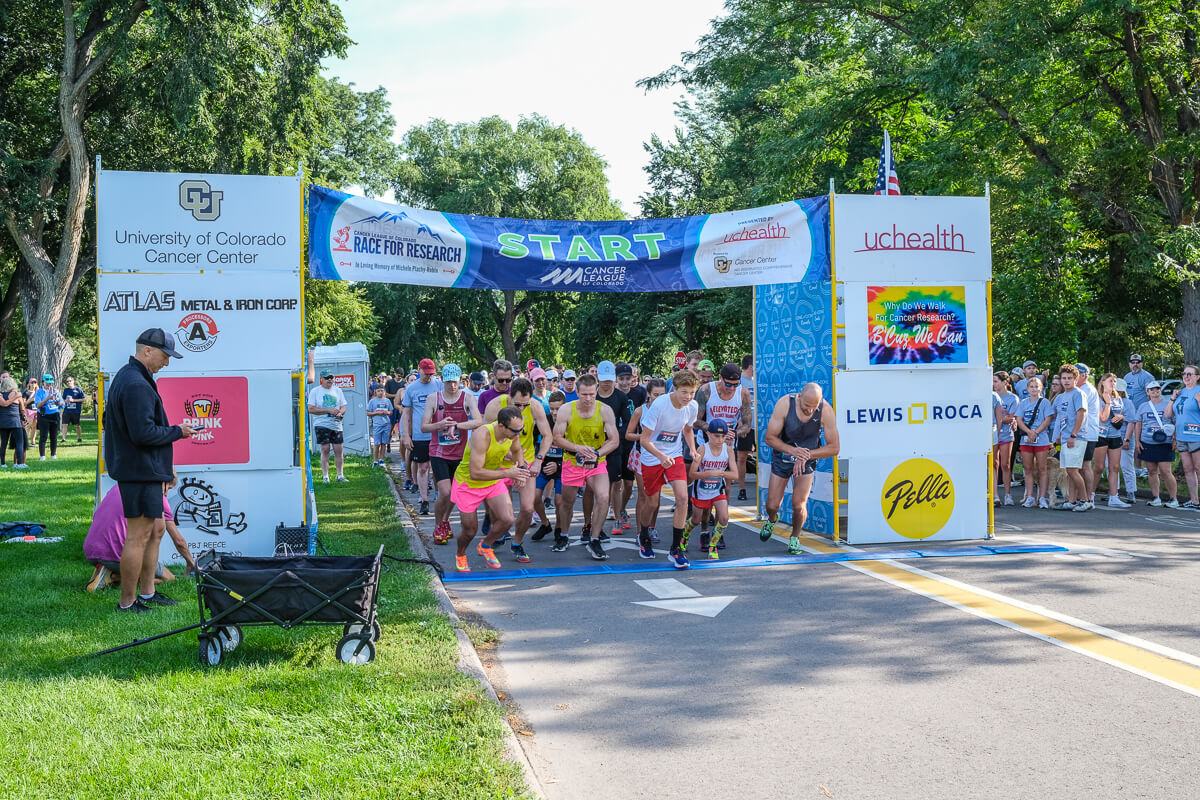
307;185;830;291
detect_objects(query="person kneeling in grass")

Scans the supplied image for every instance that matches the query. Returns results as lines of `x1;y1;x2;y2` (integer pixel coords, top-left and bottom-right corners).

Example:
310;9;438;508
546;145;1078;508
84;473;197;592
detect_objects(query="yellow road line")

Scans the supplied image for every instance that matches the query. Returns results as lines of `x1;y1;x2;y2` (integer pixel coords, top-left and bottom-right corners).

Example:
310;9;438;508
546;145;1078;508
726;507;1200;697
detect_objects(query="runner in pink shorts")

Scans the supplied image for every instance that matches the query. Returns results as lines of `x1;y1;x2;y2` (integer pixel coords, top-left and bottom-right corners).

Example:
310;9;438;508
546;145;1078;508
552;374;619;560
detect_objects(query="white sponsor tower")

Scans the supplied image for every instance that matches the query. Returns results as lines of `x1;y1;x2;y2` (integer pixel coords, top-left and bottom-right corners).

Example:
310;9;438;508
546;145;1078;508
96;167;308;559
832;194;993;543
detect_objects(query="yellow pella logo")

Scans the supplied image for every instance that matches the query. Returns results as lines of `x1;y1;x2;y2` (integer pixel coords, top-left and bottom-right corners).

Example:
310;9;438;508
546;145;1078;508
880;458;954;538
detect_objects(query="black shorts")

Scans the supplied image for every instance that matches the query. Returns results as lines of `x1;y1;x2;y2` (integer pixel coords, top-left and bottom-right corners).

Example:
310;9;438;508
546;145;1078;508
117;480;164;519
314;427;343;446
770;456;817;480
607;444;635;482
1083;440;1097;462
737;429;756;452
1096;436;1124;450
1139;442;1174;463
63;409;81;425
431;456;460;483
411;440;431;463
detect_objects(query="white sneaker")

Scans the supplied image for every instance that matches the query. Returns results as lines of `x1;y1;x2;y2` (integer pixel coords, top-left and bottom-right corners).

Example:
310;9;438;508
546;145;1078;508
1136;467;1149;478
1072;502;1089;512
1165;498;1181;509
1055;502;1077;511
39;456;45;461
1038;498;1050;509
50;455;56;460
1003;495;1014;506
1107;496;1132;508
1022;496;1037;508
1148;497;1163;507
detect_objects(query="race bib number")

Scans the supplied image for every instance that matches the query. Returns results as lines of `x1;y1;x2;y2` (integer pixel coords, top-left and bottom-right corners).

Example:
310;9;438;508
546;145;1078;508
437;428;460;446
576;455;597;469
699;478;722;493
655;430;680;444
778;451;796;464
547;445;562;458
1186;423;1200;436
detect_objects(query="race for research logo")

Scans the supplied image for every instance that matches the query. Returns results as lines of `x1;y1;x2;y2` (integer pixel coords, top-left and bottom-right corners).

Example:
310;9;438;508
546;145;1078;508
880;458;954;539
178;179;223;221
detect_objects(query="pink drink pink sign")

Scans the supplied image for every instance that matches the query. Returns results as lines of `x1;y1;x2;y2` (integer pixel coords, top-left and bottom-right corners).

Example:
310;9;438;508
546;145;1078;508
159;376;250;465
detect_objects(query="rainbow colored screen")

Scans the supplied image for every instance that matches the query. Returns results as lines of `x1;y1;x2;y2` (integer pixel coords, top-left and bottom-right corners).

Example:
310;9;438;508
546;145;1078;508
866;286;968;366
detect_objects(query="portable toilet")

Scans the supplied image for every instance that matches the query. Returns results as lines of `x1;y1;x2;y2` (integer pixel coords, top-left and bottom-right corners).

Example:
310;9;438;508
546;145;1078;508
309;343;371;456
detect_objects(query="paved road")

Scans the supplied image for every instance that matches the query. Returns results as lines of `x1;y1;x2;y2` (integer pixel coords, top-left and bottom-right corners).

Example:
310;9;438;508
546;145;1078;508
402;480;1200;799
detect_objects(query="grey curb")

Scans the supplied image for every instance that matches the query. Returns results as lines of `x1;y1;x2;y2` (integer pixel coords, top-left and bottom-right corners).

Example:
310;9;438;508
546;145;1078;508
382;460;545;799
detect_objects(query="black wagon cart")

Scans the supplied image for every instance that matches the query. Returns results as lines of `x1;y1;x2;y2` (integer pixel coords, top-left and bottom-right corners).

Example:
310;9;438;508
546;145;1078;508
195;545;384;666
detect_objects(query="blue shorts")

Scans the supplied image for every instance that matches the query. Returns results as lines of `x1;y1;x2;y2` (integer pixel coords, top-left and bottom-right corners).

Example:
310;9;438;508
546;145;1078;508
536;460;563;493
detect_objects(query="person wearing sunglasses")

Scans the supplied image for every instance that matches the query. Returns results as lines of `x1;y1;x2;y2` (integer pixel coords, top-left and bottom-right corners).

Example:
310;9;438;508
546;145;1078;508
1123;354;1156;478
484;377;553;564
1173;365;1200;509
478;358;513;413
1133;380;1180;508
451;405;531;572
692;363;753;543
560;370;579;402
554;373;621;561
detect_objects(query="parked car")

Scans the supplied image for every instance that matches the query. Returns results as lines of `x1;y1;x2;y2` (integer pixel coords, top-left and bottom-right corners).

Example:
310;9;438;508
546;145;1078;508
1160;378;1182;397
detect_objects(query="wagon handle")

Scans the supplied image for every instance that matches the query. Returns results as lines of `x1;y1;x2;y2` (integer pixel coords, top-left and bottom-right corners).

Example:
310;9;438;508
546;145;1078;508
84;621;206;658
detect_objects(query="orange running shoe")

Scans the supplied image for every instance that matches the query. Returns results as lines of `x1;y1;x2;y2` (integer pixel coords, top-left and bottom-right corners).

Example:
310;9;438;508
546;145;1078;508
455;555;470;572
476;542;502;569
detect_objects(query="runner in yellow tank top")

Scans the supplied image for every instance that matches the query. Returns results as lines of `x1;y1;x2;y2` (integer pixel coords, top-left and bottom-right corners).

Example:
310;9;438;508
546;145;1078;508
483;378;553;563
552;374;619;560
451;408;530;573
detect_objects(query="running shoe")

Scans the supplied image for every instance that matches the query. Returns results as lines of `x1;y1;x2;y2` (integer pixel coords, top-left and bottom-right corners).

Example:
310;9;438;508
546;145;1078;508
455;555;470;572
1022;496;1037;508
1182;501;1200;511
620;512;631;530
1165;498;1181;509
493;533;510;546
1071;503;1090;512
787;535;803;555
708;546;720;561
1054;502;1077;511
759;520;775;542
418;500;429;515
115;600;151;614
580;524;592;543
638;533;655;559
1038;498;1050;509
552;535;570;552
1148;497;1163;507
510;543;531;563
530;522;552;541
404;480;414;491
738;488;747;501
476;543;502;569
598;529;610;542
1107;496;1132;508
544;497;553;510
433;522;452;545
1003;495;1014;506
336;475;349;483
699;532;710;551
587;539;608;560
667;547;689;569
323;476;330;484
142;592;178;606
649;527;660;543
716;535;726;550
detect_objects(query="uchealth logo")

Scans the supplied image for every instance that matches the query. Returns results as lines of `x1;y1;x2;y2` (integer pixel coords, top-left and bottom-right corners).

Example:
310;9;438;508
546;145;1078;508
177;312;219;353
880;458;954;539
182;393;223;443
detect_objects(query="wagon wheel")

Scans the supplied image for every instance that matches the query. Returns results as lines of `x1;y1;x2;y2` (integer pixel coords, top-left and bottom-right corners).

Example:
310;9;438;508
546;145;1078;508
216;625;243;653
198;635;222;667
336;634;375;665
343;620;382;643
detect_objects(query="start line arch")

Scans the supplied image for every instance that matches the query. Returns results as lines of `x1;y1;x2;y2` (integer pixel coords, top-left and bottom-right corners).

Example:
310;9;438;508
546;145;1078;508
95;168;992;559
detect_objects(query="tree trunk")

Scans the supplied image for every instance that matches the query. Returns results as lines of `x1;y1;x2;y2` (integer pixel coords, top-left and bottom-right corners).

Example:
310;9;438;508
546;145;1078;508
1177;279;1200;365
0;263;22;370
500;289;518;362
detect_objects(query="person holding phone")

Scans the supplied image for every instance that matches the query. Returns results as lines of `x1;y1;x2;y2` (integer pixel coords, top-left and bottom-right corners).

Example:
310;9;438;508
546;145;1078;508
1015;377;1054;508
307;369;347;483
34;373;63;460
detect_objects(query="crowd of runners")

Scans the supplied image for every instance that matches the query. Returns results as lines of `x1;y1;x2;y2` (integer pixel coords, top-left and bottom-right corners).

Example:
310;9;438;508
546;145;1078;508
360;352;838;572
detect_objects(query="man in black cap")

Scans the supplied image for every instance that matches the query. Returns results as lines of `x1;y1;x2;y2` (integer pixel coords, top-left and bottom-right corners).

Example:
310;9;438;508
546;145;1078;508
104;328;195;613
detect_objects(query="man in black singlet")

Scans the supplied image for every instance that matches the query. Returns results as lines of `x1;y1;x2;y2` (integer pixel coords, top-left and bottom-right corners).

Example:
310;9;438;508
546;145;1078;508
762;382;840;554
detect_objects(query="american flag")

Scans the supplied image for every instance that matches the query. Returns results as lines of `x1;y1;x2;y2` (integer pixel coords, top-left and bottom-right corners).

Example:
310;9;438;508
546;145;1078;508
874;130;900;195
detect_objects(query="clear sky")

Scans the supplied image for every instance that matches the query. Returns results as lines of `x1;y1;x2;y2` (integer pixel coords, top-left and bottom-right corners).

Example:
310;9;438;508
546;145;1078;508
325;0;729;217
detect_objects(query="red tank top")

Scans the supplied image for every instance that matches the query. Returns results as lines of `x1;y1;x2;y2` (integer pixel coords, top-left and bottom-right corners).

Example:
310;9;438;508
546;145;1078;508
429;391;470;460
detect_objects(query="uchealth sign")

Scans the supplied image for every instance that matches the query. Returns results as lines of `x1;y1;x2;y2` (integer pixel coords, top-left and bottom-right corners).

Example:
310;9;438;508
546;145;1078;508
97;270;302;373
98;170;300;271
307;184;831;291
848;452;983;543
832;194;991;283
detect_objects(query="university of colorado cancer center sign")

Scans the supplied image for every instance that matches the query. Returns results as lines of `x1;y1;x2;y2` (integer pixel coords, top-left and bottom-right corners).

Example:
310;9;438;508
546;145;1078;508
97;169;305;558
833;194;992;544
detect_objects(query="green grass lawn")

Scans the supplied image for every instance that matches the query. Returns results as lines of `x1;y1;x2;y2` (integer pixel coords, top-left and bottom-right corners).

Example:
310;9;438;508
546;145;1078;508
0;422;527;799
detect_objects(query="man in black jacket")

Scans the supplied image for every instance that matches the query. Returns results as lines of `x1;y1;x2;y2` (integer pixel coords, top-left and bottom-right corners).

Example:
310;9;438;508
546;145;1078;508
104;328;195;613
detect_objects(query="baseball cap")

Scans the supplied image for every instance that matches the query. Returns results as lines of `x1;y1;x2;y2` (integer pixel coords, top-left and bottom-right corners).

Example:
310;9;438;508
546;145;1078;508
1022;360;1037;368
320;369;334;379
1074;362;1090;375
1129;353;1144;362
546;369;559;380
469;371;485;384
1115;378;1128;393
720;363;741;381
707;419;730;435
597;361;616;381
136;327;183;358
615;362;633;377
530;367;547;382
42;374;54;384
526;359;541;371
442;363;462;382
697;359;715;372
564;369;577;380
1146;380;1162;389
418;358;436;374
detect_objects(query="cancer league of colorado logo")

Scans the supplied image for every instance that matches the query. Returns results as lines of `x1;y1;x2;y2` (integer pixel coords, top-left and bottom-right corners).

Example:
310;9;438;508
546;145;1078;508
880;458;954;539
176;312;219;352
182;393;222;444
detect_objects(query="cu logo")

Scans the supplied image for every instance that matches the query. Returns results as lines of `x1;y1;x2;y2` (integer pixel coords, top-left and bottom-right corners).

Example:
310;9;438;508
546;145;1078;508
178;179;223;221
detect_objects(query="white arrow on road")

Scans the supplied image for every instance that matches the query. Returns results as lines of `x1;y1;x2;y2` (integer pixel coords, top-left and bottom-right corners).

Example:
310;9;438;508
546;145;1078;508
632;578;736;618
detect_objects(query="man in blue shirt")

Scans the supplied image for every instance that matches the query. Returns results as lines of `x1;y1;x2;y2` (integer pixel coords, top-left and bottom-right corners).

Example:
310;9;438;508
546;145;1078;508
61;376;86;444
1123;353;1155;476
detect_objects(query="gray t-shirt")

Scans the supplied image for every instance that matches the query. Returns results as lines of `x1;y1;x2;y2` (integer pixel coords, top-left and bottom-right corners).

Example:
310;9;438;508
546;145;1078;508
402;378;443;442
1079;381;1100;441
1016;396;1053;447
308;384;346;431
1123;369;1156;411
1053;388;1085;444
